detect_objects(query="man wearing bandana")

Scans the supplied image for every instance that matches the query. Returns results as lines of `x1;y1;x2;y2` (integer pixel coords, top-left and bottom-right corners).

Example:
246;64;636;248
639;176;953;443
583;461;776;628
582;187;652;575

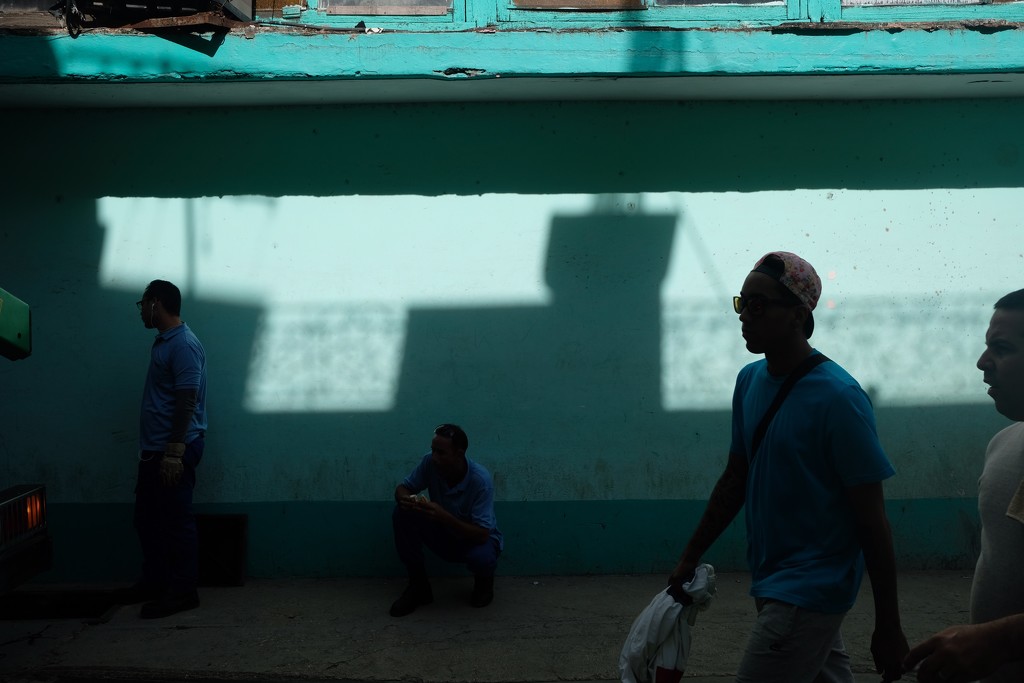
668;252;908;682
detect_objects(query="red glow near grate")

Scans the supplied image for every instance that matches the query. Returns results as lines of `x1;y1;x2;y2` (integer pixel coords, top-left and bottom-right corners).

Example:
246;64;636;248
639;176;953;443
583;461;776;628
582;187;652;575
0;485;47;548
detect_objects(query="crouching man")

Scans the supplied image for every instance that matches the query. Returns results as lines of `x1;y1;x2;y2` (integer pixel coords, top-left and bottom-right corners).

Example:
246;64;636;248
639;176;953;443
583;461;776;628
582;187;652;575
390;423;503;617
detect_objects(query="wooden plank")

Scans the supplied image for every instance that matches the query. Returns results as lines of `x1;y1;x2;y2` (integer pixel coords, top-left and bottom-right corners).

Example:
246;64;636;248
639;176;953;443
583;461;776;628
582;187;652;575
513;0;644;9
323;0;449;12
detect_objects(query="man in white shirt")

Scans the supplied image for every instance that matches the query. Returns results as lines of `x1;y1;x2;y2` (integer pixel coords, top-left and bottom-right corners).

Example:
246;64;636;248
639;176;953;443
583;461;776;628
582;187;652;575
905;288;1024;683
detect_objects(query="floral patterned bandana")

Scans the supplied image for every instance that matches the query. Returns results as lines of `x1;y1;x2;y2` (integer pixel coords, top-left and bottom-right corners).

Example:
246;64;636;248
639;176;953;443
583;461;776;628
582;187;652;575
752;251;821;311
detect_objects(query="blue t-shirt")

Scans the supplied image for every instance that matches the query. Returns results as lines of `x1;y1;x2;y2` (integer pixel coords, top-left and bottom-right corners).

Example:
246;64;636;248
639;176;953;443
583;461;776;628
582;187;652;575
140;322;208;451
403;453;503;550
730;351;895;613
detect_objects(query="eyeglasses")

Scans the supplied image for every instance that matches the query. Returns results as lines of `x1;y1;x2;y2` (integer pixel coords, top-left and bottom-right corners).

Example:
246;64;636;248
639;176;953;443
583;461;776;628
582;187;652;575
733;294;792;315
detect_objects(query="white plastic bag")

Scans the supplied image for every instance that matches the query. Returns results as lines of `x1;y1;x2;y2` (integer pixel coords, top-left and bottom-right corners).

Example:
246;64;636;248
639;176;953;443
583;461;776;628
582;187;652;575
618;564;716;683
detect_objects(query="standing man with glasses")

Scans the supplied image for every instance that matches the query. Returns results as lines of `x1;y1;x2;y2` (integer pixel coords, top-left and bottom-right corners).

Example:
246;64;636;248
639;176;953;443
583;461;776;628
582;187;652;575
903;289;1024;683
115;280;208;619
667;252;908;682
389;423;503;617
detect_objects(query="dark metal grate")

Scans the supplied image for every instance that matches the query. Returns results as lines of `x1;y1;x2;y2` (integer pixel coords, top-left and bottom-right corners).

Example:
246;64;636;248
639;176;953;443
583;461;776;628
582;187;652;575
0;485;48;552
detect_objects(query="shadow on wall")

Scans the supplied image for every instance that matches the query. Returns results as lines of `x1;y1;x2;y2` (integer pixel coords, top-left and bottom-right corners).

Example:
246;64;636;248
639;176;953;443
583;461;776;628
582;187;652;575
3;96;1014;579
4;193;743;578
6;190;997;580
200;204;733;576
394;211;677;463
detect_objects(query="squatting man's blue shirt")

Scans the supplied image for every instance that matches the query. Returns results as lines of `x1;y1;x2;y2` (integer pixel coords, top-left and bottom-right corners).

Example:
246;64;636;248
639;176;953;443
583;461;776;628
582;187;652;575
403;453;504;550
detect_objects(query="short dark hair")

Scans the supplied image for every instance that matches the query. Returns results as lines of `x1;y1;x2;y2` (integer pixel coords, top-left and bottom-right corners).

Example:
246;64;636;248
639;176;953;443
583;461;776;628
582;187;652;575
434;423;468;452
994;289;1024;311
143;280;182;316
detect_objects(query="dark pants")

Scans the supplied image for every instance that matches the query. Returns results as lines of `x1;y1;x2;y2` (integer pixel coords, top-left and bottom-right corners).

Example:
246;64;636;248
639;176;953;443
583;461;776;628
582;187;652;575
392;505;500;578
134;438;204;597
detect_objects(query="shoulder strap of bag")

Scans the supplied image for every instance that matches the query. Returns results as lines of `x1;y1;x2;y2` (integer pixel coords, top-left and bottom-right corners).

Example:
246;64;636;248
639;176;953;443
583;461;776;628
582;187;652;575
750;352;831;460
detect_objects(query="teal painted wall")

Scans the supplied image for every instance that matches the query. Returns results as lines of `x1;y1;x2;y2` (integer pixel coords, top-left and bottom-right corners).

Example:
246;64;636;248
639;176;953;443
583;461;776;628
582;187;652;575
5;5;1024;86
5;27;1024;83
1;99;1019;580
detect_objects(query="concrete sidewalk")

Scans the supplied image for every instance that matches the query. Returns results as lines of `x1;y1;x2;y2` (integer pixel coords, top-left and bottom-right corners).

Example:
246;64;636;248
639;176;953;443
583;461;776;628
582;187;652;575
0;571;972;683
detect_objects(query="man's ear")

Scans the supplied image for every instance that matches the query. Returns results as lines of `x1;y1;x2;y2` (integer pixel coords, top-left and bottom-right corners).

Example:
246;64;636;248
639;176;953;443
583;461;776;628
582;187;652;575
792;305;809;330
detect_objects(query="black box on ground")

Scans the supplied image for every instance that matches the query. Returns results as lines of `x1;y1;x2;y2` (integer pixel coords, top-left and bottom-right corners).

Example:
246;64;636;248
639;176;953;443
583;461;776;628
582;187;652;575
197;513;248;587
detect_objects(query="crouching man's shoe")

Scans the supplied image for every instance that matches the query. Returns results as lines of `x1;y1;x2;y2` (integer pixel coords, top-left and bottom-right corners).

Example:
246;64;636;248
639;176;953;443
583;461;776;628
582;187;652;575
389;580;433;617
471;574;494;608
140;590;200;619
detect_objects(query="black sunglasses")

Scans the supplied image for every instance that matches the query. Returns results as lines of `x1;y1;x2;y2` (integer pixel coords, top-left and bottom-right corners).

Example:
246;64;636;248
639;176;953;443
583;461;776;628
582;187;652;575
733;294;793;315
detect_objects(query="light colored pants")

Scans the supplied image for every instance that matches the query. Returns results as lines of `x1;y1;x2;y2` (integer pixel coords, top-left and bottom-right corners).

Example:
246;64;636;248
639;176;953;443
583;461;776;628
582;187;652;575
735;598;854;683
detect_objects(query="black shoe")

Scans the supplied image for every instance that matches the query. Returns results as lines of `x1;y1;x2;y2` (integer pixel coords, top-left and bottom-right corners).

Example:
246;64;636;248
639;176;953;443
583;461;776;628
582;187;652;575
471;575;494;608
140;591;200;619
389;581;433;617
111;582;162;605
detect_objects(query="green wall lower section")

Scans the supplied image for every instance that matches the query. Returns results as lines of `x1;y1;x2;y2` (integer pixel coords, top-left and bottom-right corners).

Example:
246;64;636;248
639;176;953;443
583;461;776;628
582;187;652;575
41;498;978;583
